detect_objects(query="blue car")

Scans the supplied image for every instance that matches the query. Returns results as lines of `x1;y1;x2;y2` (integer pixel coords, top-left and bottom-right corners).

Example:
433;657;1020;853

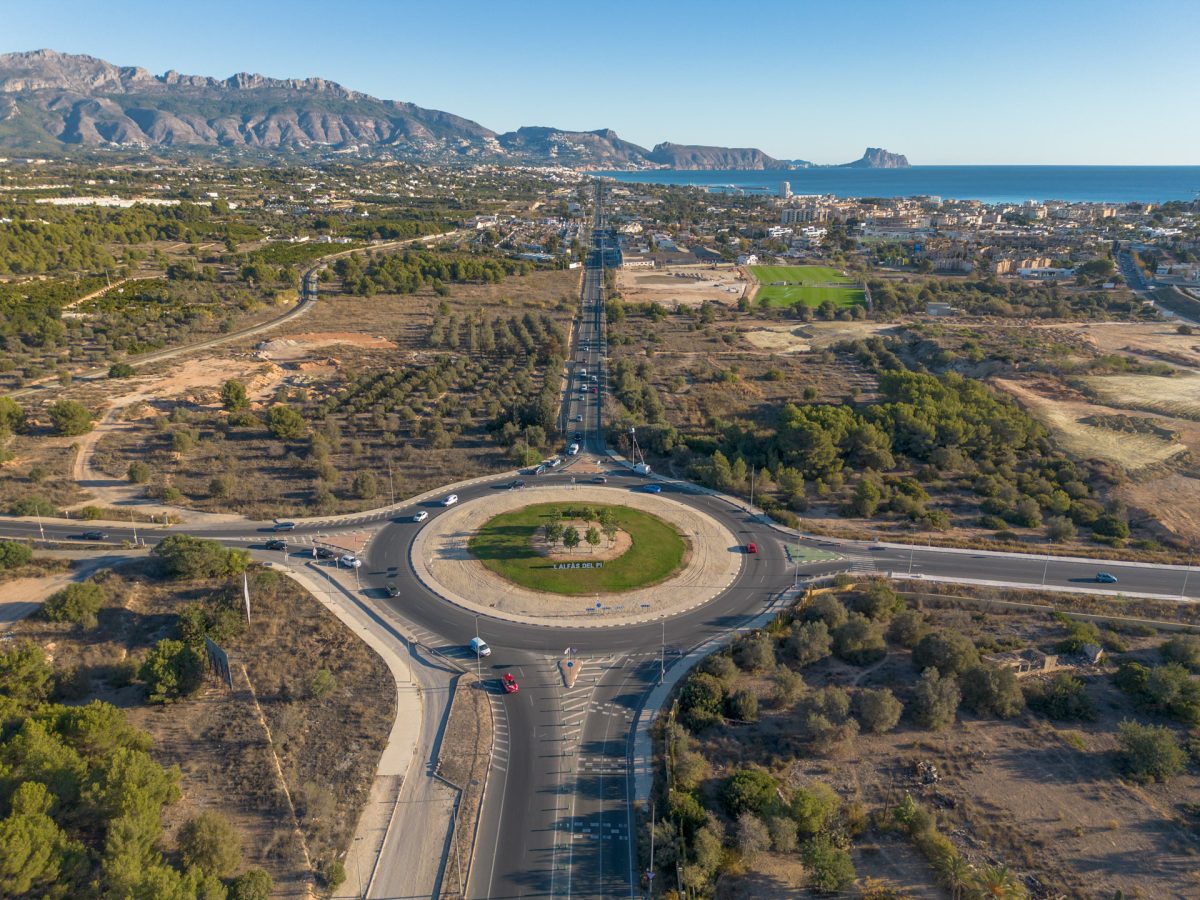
1096;572;1118;584
643;483;662;494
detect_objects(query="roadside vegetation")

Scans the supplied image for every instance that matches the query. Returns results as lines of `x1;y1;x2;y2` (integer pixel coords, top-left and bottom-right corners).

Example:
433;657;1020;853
0;544;391;896
646;579;1200;897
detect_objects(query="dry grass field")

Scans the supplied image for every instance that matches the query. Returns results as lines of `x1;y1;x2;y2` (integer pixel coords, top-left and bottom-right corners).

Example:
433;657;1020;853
994;377;1188;472
1083;371;1200;421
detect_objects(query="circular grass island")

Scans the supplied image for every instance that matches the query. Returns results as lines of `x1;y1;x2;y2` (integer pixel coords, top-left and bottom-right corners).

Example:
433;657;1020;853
467;502;687;595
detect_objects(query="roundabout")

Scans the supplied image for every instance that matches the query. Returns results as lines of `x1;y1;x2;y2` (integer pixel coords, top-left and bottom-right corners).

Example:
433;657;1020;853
409;485;744;624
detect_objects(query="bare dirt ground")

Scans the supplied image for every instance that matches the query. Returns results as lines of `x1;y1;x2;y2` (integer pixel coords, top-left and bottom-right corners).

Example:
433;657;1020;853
993;376;1188;472
616;264;748;307
743;322;902;353
257;331;397;361
66;356;284;517
1044;320;1200;367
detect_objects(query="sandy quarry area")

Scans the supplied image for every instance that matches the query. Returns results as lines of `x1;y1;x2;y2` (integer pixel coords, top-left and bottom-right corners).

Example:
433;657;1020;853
743;322;901;353
257;331;397;361
616;264;749;307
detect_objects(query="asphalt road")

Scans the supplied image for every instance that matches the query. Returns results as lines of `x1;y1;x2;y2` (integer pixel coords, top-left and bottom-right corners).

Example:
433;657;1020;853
5;187;1200;899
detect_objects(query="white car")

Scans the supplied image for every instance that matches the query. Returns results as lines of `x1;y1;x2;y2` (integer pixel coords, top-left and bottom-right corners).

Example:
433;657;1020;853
413;510;429;523
442;494;459;506
567;443;580;456
338;554;362;568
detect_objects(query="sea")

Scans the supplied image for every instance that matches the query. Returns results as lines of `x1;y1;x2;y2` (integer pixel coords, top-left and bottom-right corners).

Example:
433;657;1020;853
593;167;1200;205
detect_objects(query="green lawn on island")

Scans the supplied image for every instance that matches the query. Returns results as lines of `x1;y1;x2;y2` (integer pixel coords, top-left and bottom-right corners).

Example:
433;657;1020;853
748;264;866;309
467;502;686;595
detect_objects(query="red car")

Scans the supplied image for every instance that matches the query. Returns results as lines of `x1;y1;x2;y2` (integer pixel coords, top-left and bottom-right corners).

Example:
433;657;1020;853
502;673;520;694
745;543;758;554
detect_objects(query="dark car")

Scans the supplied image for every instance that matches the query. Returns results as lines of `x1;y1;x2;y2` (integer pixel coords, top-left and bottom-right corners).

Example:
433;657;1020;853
385;583;400;597
591;475;607;484
1096;572;1118;584
508;479;526;490
265;539;288;551
80;530;108;541
573;432;583;442
314;547;336;559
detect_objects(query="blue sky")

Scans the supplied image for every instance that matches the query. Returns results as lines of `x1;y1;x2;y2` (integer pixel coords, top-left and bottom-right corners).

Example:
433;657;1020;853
4;0;1198;164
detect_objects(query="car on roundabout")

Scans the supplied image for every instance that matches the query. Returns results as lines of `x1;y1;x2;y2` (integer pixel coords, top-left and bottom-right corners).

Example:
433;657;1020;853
470;637;491;657
412;510;429;523
1096;571;1118;583
591;475;607;484
501;673;519;694
385;583;400;597
265;539;288;551
338;554;362;568
746;542;758;554
442;494;459;506
643;483;662;494
507;479;526;490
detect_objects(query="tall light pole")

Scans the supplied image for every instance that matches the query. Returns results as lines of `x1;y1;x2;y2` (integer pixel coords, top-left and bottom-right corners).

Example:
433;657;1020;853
129;510;138;547
387;462;396;508
353;835;364;899
1042;556;1049;586
660;620;666;685
475;614;481;680
1183;548;1195;599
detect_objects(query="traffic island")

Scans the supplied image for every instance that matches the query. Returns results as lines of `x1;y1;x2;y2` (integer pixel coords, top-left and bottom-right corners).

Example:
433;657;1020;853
558;656;583;688
435;673;493;899
411;486;743;626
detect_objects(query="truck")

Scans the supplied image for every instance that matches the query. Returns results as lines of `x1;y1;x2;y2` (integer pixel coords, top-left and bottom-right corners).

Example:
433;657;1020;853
633;462;652;476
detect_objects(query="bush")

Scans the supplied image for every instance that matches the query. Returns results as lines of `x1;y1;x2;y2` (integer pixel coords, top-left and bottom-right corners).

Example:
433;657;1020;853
910;667;960;730
178;811;242;876
1057;618;1101;653
699;653;739;686
855;688;903;733
803;836;856;892
726;688;759;722
108;362;136;378
1027;673;1095;721
323;860;346;892
0;540;32;570
47;399;92;435
40;581;106;628
1161;634;1200;671
680;672;725;730
788;620;832;667
772;667;805;708
228;869;273;900
310;668;336;700
960;664;1024;718
912;631;979;677
833;613;886;666
1114;661;1200;725
887;609;927;648
803;595;849;629
152;534;250;579
734;632;776;672
352;471;378;500
721;769;779;818
140;639;205;703
1116;720;1186;783
849;581;903;620
736;812;771;862
0;641;53;703
266;404;306;440
767;815;799;853
789;781;841;835
9;494;55;517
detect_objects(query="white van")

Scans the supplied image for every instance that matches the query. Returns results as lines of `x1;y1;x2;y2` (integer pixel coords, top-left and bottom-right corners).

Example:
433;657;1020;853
567;443;580;456
469;637;491;657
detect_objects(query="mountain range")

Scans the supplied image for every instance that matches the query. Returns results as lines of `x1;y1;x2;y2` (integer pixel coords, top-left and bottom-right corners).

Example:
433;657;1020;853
0;50;909;170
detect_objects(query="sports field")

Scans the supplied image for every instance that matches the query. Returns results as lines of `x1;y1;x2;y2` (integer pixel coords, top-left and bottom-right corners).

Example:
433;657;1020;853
748;264;866;308
467;502;686;595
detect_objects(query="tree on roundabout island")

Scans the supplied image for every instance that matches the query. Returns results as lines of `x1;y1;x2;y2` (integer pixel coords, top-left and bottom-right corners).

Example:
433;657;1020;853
467;501;687;596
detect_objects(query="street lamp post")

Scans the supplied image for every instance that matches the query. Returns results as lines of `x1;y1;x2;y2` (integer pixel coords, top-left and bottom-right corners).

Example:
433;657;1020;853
354;835;364;899
1183;549;1194;599
1042;556;1049;586
475;615;481;680
660;620;665;685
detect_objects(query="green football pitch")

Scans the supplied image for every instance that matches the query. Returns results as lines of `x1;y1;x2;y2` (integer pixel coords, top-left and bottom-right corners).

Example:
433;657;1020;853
748;265;865;308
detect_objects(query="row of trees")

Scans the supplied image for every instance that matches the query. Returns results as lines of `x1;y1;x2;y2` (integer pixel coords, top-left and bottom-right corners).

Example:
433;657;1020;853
333;250;528;296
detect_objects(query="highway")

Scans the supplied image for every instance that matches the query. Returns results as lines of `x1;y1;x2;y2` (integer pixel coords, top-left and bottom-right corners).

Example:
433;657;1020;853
4;184;1200;898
